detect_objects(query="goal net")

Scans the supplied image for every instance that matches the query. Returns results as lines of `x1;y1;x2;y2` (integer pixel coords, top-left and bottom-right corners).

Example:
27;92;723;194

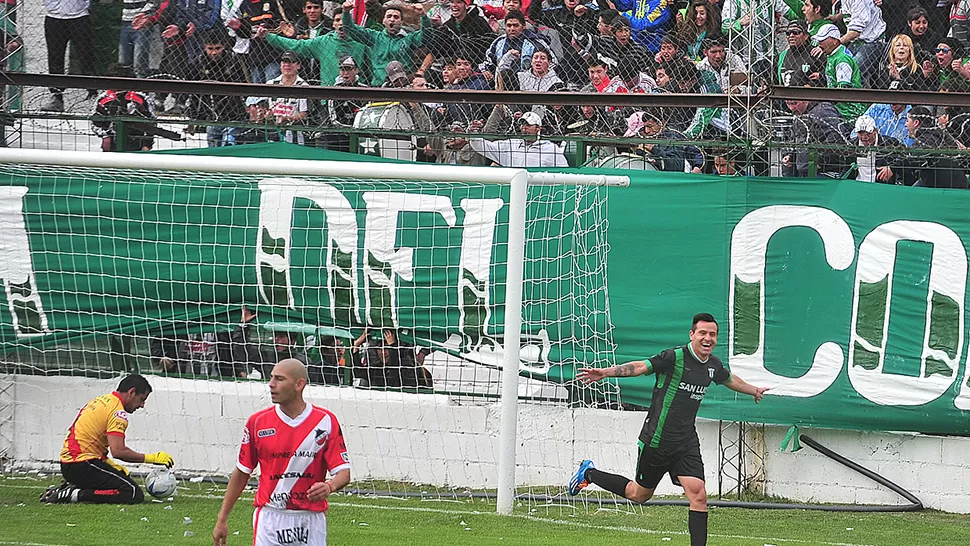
0;151;626;514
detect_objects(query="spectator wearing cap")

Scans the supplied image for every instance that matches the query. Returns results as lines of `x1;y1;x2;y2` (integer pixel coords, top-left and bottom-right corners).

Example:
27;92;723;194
383;60;411;88
624;109;704;173
267;51;310;145
853;114;907;184
468;107;569;167
340;0;432;86
834;0;886;86
326;55;368;150
904;105;969;188
187;30;248;147
224;0;295;84
481;10;551;78
808;15;866;122
872;34;932;90
776;20;825;86
925;37;970;89
257;7;369;93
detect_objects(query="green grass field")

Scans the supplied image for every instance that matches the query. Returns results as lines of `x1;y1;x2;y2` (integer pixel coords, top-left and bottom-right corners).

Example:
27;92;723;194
2;474;969;546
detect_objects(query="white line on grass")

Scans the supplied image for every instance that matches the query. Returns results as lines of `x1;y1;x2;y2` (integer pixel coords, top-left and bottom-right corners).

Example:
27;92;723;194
0;485;875;546
0;541;71;546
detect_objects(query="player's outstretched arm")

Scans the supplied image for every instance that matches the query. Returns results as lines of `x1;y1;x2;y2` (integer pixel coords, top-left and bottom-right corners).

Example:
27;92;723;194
576;360;651;384
307;468;351;502
107;435;174;467
724;375;769;403
213;468;251;546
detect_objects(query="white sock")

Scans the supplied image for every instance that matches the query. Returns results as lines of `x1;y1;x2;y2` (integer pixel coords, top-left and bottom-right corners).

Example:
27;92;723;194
70;489;79;503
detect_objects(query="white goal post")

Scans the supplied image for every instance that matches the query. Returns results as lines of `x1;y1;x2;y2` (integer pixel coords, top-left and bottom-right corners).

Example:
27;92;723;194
0;148;628;516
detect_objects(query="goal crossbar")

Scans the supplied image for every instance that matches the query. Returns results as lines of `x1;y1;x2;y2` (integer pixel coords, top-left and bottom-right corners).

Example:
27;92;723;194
0;149;630;187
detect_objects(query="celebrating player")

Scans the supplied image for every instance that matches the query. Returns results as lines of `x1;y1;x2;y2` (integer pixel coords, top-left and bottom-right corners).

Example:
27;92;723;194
41;374;175;504
568;313;768;546
213;359;351;546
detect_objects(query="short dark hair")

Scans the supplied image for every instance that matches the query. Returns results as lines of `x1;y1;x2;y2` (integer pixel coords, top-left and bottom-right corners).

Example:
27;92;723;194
117;374;152;395
907;6;929;22
703;35;726;51
588;56;607;69
383;4;403;18
202;29;230;46
505;9;526;25
805;0;831;18
691;313;718;331
908;105;934;126
599;8;619;23
305;0;323;6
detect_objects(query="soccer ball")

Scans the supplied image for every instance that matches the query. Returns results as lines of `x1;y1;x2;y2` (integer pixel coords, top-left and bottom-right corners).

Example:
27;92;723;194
145;468;177;498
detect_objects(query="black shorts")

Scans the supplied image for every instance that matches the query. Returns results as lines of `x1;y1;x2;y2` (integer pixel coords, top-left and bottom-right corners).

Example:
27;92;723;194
61;459;144;504
634;437;705;489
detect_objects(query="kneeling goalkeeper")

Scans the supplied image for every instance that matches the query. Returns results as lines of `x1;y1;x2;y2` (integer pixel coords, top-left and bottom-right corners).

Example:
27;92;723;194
41;374;174;504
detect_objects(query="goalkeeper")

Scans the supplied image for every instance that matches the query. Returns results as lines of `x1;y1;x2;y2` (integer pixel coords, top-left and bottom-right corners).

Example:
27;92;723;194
568;313;768;546
40;374;175;504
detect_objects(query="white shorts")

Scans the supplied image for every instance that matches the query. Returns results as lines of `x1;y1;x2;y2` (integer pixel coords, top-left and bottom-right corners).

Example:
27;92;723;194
253;505;327;546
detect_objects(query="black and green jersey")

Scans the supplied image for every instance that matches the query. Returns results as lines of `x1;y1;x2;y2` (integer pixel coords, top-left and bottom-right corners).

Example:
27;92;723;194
638;345;731;449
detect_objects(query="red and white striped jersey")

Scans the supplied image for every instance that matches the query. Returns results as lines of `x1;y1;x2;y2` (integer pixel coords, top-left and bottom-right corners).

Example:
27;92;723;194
237;404;351;512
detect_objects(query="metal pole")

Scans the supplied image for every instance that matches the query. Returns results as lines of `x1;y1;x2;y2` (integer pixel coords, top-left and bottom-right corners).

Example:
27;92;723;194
496;169;528;516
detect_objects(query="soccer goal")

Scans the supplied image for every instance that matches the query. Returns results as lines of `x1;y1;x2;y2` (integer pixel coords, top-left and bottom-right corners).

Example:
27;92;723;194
0;148;628;515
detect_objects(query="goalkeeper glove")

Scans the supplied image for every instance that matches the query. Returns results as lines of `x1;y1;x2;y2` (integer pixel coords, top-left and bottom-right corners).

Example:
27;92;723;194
144;451;174;468
106;458;130;475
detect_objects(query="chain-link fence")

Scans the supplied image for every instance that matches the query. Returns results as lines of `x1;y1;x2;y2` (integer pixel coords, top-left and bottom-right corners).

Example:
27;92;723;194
2;0;970;186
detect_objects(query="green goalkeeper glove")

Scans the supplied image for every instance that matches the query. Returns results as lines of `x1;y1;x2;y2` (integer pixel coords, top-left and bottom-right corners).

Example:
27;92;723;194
144;451;174;468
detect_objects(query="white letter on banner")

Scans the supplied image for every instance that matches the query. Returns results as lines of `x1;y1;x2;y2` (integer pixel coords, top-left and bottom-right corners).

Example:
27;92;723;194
256;179;359;322
362;192;457;328
458;198;505;341
850;221;965;406
729;205;854;396
0;187;49;337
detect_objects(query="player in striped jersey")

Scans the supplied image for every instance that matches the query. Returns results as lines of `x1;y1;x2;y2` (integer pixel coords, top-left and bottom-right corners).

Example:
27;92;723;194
213;359;351;546
568;313;768;546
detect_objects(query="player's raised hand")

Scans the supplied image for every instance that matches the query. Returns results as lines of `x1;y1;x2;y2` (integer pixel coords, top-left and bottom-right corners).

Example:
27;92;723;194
145;451;175;467
753;387;769;403
576;367;607;384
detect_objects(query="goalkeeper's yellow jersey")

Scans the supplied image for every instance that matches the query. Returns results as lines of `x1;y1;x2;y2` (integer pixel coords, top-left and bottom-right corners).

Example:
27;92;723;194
59;392;130;463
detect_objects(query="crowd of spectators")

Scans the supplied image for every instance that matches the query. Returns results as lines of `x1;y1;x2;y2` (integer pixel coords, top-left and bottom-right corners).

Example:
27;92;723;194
149;307;433;389
30;0;970;183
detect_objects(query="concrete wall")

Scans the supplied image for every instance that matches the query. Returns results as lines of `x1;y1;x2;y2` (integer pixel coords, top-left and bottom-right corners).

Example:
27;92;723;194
5;375;967;513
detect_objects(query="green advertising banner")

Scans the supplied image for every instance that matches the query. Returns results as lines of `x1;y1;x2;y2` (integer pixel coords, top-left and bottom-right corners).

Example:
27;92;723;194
2;143;970;435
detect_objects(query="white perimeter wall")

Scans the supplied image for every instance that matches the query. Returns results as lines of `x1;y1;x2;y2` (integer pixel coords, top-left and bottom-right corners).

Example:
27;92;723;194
4;375;969;513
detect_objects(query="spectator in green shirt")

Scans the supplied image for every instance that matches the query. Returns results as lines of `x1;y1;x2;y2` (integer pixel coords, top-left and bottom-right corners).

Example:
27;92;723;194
340;0;432;86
